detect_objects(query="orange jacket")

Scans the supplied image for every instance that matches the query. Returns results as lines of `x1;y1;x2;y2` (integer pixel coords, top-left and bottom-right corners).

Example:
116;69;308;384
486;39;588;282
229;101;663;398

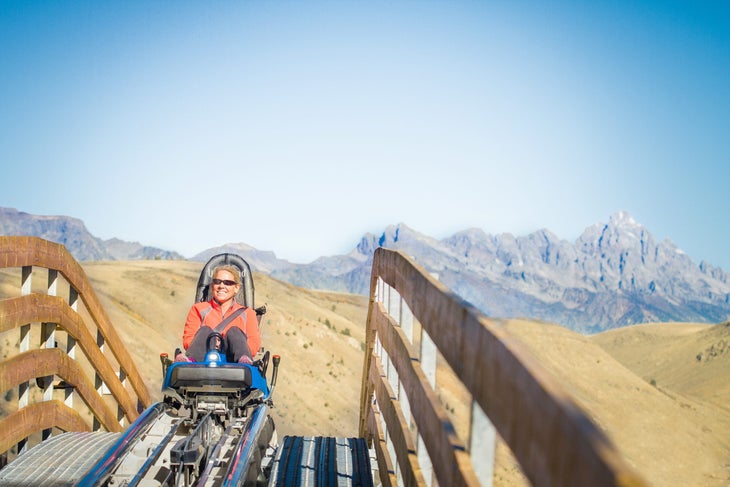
182;299;261;355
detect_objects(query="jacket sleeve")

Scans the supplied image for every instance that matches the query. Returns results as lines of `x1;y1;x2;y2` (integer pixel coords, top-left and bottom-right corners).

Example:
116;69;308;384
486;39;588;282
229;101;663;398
182;305;202;350
245;307;262;355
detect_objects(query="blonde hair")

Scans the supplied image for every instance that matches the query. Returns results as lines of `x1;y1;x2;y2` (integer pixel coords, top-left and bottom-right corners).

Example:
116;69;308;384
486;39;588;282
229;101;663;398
212;265;241;284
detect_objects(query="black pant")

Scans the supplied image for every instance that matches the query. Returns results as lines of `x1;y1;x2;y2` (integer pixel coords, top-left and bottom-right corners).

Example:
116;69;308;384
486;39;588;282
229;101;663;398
186;326;252;362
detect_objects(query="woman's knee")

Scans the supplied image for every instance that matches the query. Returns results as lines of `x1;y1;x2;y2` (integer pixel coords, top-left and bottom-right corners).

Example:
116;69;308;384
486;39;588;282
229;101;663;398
226;327;245;340
224;327;251;361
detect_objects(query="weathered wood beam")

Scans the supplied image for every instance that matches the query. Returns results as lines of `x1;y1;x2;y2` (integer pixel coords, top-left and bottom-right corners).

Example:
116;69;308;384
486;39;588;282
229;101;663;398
0;401;90;454
0;236;151;409
0;349;122;433
0;293;139;421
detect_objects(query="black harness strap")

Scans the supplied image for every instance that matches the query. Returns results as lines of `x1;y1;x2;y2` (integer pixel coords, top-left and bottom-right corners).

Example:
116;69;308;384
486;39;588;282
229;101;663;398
213;307;246;334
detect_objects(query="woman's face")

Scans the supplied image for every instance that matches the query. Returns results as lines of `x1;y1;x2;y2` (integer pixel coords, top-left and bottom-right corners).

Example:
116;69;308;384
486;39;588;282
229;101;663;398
211;269;240;304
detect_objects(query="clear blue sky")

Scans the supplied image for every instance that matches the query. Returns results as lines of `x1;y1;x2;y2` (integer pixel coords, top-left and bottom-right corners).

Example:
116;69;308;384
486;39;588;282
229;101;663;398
1;1;728;268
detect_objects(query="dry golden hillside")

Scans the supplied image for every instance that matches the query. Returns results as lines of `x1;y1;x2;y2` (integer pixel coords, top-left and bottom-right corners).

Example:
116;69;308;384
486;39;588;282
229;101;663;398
592;321;730;409
500;319;730;487
78;260;368;438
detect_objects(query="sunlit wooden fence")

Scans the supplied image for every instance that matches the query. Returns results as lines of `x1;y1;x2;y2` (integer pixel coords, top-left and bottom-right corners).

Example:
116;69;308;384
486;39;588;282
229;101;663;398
359;248;647;487
0;236;151;464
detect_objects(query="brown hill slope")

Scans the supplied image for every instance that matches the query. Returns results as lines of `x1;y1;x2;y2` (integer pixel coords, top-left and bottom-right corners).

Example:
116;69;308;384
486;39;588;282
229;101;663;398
501;319;730;487
592;322;730;409
79;260;368;438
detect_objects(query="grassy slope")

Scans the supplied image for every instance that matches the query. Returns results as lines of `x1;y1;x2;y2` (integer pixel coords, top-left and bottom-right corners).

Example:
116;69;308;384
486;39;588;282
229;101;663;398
79;260;368;438
501;319;730;487
592;322;730;409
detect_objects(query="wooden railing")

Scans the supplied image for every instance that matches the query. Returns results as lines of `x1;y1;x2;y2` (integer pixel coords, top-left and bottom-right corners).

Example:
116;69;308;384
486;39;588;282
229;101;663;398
0;236;151;461
359;248;647;487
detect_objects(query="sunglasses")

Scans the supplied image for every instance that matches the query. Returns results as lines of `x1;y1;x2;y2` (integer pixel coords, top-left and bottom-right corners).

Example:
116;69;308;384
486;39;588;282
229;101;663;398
212;278;238;286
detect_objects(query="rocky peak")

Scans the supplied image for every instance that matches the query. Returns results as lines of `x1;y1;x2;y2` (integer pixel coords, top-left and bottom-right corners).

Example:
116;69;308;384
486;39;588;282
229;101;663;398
578;211;651;255
0;207;181;261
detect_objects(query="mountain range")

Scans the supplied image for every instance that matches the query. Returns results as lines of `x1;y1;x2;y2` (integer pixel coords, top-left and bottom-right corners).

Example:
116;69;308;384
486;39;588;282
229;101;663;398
0;207;182;261
2;206;728;332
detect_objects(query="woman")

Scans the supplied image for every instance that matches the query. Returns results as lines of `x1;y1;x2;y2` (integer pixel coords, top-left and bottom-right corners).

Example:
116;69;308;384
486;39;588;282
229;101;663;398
178;265;261;363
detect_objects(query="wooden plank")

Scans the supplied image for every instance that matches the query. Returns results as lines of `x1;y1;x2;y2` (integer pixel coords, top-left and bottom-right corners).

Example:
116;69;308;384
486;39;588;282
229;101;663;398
369;354;425;487
371;248;647;487
367;406;397;487
358;287;379;438
0;236;151;409
0;294;139;422
372;303;479;487
0;400;90;454
0;349;122;433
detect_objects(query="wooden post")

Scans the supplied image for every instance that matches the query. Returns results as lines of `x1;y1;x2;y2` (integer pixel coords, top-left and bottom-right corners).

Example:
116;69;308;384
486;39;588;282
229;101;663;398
65;286;78;409
18;266;32;454
470;401;495;487
40;269;59;440
118;369;127;427
94;330;105;431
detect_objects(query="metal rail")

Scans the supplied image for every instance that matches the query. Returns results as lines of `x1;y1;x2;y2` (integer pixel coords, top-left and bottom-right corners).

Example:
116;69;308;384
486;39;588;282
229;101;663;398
78;403;168;487
222;404;270;487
